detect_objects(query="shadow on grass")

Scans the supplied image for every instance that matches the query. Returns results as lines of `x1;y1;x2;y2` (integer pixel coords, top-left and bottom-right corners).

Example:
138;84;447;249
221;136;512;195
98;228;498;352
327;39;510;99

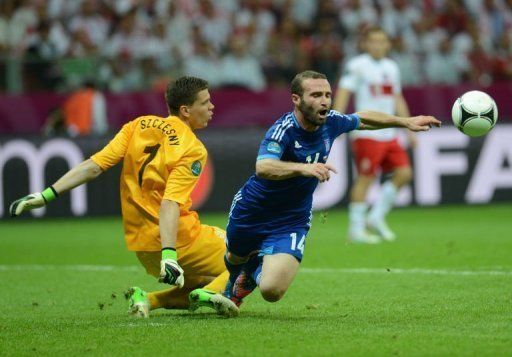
136;309;351;323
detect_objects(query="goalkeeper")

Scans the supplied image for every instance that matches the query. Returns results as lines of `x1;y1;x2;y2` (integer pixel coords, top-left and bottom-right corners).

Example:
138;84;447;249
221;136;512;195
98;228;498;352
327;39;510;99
10;76;238;318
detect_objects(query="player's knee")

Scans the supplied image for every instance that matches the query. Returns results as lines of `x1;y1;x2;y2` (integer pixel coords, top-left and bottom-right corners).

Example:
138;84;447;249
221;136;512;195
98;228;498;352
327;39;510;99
394;167;413;185
259;285;286;302
351;175;376;194
144;268;159;278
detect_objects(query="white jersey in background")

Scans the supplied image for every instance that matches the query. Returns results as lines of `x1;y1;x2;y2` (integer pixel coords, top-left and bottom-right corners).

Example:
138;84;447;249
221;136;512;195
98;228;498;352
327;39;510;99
339;53;402;141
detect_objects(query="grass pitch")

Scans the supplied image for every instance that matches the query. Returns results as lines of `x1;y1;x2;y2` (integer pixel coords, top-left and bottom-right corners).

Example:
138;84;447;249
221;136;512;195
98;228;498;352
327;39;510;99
1;205;511;356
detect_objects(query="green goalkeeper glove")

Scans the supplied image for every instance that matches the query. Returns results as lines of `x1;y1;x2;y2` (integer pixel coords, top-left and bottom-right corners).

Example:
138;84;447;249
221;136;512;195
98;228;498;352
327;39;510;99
9;187;58;217
158;248;184;288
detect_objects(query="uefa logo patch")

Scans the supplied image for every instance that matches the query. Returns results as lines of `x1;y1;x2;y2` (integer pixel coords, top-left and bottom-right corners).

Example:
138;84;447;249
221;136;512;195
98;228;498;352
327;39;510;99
267;141;282;154
191;160;202;176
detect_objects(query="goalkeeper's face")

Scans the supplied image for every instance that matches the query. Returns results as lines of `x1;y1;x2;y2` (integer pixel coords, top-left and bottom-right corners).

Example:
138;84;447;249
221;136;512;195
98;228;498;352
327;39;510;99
186;89;215;130
295;78;332;127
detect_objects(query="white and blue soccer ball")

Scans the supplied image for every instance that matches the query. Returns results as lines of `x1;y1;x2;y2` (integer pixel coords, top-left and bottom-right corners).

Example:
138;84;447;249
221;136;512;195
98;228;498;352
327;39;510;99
451;90;498;137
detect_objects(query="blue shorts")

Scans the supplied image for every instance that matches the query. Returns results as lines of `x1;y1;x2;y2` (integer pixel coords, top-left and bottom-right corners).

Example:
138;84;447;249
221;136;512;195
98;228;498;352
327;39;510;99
226;223;309;262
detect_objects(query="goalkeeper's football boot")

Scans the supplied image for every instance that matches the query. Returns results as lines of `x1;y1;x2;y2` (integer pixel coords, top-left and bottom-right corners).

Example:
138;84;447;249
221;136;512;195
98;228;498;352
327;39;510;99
189;288;239;317
126;287;150;318
367;218;396;242
348;230;381;244
230;269;257;307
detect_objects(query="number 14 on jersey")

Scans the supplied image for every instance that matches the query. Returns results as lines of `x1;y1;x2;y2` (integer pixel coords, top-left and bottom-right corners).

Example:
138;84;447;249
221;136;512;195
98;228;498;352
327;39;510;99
306;152;320;163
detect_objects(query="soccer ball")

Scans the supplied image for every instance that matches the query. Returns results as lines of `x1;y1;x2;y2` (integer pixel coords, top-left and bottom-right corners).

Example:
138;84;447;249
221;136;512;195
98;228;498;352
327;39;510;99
451;90;498;137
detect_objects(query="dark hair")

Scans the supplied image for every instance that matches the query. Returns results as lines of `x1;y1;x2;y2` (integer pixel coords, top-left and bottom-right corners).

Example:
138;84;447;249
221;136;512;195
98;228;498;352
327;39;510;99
363;26;388;39
290;70;327;97
165;76;209;115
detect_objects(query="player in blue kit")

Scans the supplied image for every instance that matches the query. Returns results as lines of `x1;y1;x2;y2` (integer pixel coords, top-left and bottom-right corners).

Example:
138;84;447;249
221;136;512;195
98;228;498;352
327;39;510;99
219;70;441;314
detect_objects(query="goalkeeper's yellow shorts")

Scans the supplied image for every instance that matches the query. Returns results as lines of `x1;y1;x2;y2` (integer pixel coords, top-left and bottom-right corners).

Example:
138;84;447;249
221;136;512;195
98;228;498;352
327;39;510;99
135;225;227;279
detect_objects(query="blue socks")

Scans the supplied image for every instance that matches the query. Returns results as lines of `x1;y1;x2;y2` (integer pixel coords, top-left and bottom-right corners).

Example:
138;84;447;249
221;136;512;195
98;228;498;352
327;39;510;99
224;254;244;297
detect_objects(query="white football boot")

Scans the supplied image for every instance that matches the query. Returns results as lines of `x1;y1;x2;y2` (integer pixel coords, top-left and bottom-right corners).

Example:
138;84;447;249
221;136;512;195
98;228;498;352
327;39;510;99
348;230;381;244
367;218;396;242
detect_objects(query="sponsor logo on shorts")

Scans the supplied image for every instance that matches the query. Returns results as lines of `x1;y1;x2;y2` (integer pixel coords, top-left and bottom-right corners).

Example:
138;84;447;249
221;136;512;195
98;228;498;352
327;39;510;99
259;246;274;256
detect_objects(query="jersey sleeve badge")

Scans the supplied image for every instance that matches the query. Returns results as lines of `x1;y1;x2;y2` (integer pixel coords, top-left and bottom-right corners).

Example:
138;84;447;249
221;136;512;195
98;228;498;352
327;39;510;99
191;160;202;176
267;141;282;154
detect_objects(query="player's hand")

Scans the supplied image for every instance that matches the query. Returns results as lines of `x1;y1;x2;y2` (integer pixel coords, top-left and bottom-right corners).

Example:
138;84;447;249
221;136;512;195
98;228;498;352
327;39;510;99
9;193;46;217
302;163;337;182
158;259;184;288
406;116;442;131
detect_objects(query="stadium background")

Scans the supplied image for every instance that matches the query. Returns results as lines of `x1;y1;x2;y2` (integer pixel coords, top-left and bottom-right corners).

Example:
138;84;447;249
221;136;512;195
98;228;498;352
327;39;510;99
1;0;511;218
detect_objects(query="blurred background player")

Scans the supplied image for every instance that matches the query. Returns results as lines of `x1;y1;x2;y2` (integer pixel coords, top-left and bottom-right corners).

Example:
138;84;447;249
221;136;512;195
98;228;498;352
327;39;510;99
333;27;415;244
43;80;108;137
10;76;238;318
221;71;441;313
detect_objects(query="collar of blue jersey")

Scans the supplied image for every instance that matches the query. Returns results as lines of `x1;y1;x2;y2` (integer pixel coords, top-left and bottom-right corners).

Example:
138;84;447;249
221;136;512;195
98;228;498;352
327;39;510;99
290;111;300;128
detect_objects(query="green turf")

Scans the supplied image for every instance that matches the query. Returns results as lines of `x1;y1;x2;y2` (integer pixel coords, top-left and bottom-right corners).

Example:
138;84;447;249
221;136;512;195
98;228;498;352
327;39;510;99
1;205;511;356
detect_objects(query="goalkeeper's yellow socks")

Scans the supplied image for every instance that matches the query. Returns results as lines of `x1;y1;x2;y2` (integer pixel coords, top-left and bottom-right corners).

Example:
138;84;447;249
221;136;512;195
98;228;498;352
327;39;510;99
147;287;190;310
147;275;212;309
203;271;229;294
145;272;230;310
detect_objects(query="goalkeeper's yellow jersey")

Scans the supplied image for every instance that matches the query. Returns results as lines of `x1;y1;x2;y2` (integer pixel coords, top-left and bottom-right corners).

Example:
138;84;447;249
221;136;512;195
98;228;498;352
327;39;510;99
91;115;207;251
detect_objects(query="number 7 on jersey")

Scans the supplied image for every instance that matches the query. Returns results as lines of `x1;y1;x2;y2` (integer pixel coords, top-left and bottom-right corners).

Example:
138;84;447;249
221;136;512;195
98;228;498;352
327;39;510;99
138;144;161;186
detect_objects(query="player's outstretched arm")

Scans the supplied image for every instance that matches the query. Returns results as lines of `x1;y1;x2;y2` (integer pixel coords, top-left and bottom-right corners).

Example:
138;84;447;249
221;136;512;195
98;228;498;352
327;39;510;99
158;199;184;288
256;159;337;182
356;110;441;131
9;159;103;217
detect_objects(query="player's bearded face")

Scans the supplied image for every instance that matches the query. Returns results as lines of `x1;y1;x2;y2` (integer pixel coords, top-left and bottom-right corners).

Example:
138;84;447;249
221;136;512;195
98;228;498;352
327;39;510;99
294;78;332;128
298;95;332;126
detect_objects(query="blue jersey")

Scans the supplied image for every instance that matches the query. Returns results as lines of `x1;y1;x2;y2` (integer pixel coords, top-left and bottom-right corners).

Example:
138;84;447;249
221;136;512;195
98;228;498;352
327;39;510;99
228;110;360;234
